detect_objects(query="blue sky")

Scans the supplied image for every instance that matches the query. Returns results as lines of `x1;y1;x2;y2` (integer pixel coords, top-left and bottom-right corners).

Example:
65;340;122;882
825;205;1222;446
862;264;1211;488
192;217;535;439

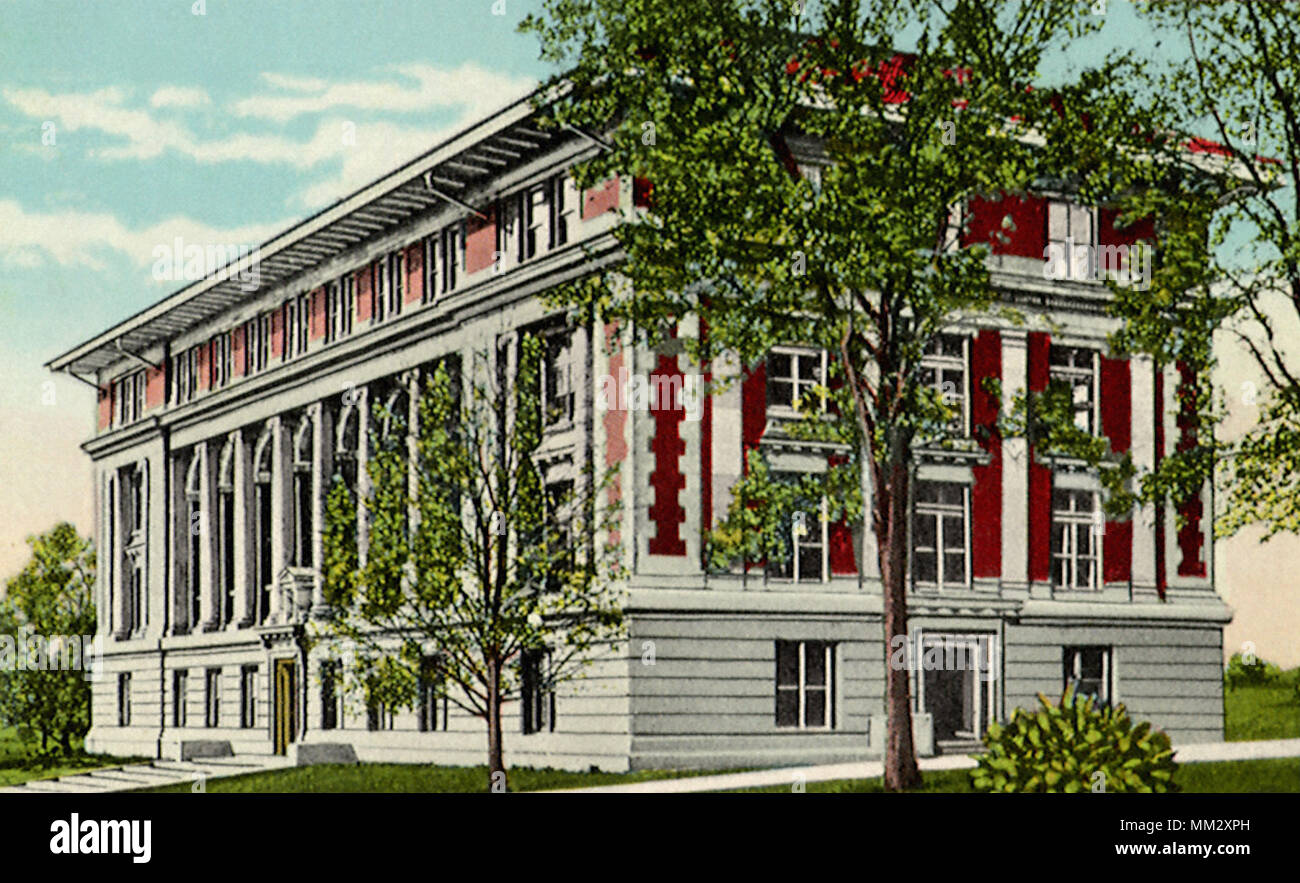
0;1;1293;665
0;0;554;576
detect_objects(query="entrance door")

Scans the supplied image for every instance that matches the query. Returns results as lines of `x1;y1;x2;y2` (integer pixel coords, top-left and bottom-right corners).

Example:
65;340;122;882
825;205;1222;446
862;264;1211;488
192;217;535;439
918;634;998;743
273;658;297;755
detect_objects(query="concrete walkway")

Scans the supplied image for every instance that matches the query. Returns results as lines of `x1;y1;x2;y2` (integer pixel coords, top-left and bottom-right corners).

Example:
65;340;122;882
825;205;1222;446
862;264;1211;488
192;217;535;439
543;737;1300;793
0;754;294;794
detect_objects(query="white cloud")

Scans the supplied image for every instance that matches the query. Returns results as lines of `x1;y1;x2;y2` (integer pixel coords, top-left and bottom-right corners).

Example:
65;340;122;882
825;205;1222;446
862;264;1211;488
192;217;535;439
149;86;211;109
0;199;289;272
232;62;534;123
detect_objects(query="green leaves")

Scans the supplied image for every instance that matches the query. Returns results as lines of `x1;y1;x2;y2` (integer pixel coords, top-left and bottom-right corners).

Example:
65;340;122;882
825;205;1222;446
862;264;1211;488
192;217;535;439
969;689;1179;794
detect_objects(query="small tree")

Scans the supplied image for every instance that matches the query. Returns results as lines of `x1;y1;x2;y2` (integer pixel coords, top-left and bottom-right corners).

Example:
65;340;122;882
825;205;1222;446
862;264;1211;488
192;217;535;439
0;523;96;757
322;340;624;791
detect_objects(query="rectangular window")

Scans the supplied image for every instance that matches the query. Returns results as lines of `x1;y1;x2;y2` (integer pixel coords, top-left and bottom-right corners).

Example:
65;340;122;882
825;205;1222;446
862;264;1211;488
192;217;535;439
388;251;404;317
542;330;576;430
767;475;827;583
204;668;221;728
920;334;968;435
422;234;438;304
912;482;969;590
1049;345;1098;434
209;332;232;389
548;175;572;249
766;347;827;414
325;282;339;344
173;669;188;728
282;301;296;361
1051;488;1101;590
320;660;340;730
117;672;132;726
295;293;311;355
371;260;386;324
115;371;146;425
418;656;447;733
440;224;461;293
521;185;549;262
1063;646;1111;705
1048;200;1096;281
775;640;835;729
240;665;258;728
521;649;555;735
244;315;270;375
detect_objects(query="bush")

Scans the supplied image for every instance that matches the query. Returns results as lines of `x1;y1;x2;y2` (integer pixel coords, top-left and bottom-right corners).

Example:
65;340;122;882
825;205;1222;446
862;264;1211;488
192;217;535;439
1223;653;1282;691
970;690;1178;793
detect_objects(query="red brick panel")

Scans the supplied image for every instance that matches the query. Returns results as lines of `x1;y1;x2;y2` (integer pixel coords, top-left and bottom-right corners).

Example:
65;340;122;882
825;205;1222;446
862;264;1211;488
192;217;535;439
231;325;246;378
145;365;166;410
310;287;326;341
98;386;112;430
1101;356;1132;584
964;193;1047;258
405;243;424;305
647;352;687;556
1026;331;1052;584
356;268;372;323
582;177;620;219
196;343;210;392
465;208;496;275
270;308;284;359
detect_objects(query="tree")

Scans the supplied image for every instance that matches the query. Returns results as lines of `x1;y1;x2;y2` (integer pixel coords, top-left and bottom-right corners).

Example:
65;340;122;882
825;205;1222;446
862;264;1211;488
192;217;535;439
321;343;624;792
0;523;96;756
1128;2;1300;543
524;0;1134;789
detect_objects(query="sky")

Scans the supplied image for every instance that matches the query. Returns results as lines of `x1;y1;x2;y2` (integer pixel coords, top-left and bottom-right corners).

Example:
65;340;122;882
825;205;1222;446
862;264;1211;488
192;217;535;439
0;0;1294;666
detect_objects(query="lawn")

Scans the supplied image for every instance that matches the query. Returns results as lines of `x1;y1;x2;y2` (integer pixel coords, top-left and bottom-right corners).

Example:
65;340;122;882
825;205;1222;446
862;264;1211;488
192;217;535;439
734;757;1300;793
0;726;147;788
1224;669;1300;741
137;763;741;793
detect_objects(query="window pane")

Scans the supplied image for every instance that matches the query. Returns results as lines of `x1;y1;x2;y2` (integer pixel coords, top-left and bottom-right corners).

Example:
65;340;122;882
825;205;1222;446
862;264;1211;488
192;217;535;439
942;515;965;549
914;550;938;584
804;644;826;686
914;513;936;549
804;689;826;728
798;545;822;581
768;352;791;381
943;552;966;585
776;689;799;727
776;642;799;687
769;380;793;408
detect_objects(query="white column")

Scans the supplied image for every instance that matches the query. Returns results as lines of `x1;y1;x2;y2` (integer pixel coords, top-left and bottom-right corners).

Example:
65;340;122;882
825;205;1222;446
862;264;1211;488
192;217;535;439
1130;355;1157;599
232;431;253;628
198;442;220;631
1000;330;1029;594
270;416;288;621
311;403;330;612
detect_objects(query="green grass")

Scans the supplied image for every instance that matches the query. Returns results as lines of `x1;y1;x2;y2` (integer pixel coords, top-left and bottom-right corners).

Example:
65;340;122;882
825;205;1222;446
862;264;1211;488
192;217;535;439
0;726;147;787
737;757;1300;793
137;763;743;793
1224;669;1300;741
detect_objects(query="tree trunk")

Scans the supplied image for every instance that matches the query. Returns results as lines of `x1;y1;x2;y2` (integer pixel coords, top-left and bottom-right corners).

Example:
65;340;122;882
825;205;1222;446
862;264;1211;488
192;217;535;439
60;731;72;756
877;440;922;791
486;656;508;793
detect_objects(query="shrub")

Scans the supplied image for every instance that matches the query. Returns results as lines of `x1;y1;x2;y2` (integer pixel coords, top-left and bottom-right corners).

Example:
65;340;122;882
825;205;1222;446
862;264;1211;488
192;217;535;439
970;690;1178;793
1223;652;1281;691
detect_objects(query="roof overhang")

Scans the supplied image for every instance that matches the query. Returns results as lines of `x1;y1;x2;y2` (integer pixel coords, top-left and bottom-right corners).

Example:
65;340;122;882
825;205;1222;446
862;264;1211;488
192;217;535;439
47;84;569;379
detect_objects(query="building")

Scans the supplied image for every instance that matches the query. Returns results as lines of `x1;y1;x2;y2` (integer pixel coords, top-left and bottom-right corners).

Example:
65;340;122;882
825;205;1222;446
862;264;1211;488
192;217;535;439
47;88;1230;772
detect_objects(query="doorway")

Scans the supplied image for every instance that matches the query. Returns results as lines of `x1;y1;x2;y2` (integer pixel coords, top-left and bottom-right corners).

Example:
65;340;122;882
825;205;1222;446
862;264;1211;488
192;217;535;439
916;633;999;743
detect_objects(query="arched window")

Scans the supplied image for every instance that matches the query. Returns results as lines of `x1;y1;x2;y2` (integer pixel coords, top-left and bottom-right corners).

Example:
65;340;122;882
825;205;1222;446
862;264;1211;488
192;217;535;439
292;418;314;568
253;428;274;624
217;438;236;627
335;402;359;493
184;451;203;629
